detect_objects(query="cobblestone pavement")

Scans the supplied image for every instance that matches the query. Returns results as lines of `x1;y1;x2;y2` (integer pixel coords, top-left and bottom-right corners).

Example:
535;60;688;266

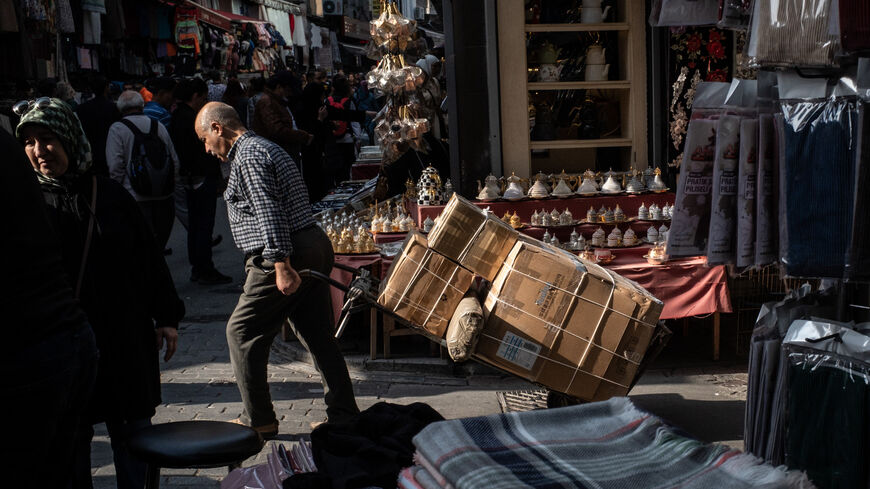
89;201;748;488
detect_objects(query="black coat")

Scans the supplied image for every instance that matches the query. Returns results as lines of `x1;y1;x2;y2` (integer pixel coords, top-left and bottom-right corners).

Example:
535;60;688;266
40;175;185;422
170;102;221;179
76;96;121;177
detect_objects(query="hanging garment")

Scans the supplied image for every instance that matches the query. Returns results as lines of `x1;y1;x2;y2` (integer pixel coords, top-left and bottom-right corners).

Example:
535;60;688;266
309;24;323;49
0;0;17;32
839;0;870;53
749;0;839;67
103;0;126;41
292;15;307;46
783;319;870;489
175;20;201;54
780;97;859;277
56;0;75;33
82;11;102;45
846;101;870;280
81;0;106;14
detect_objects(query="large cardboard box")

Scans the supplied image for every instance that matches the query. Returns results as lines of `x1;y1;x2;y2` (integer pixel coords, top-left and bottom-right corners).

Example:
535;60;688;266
474;239;663;401
427;194;519;282
378;231;474;338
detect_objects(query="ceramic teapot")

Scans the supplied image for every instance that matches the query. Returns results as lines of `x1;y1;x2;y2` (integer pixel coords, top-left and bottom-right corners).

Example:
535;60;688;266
585;63;610;81
581;5;611;23
538;63;563;82
585;44;606;65
476;174;501;201
537;41;561;65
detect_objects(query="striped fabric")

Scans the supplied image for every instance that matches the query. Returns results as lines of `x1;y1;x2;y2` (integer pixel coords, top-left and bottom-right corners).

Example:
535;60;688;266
752;0;839;67
839;0;870;52
780;98;859;278
411;397;813;489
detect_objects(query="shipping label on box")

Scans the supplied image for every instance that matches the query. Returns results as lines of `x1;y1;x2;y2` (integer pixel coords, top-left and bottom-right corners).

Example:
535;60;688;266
427;194;518;281
475;240;663;401
378;231;474;338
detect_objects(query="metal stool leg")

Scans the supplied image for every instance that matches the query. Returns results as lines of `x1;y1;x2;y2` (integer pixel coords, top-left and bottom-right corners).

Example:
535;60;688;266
144;464;160;489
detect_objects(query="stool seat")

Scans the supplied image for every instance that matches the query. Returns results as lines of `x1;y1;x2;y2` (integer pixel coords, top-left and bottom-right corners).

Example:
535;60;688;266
129;421;263;469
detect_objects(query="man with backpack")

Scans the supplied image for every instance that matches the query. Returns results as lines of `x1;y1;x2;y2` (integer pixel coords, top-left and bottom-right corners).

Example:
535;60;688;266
107;90;180;251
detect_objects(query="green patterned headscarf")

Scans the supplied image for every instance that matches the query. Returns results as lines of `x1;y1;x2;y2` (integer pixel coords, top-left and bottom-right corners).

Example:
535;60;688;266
15;97;93;189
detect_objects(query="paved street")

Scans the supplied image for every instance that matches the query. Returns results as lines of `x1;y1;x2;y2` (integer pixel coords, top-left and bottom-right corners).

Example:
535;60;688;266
89;201;748;488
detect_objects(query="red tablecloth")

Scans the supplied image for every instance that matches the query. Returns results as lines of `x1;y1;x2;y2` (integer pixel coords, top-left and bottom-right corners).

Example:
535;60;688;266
407;193;675;226
350;162;381;180
330;253;382;327
596;246;732;320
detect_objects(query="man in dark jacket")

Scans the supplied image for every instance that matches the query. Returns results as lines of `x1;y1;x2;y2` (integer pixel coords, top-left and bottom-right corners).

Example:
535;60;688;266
251;70;312;169
170;78;233;285
75;74;121;176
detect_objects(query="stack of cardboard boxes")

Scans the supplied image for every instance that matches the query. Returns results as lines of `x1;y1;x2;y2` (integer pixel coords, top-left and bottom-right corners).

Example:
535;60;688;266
378;194;664;401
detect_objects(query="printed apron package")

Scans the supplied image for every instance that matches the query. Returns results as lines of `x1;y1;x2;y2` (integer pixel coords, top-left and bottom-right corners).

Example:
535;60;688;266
668;118;718;257
737;118;759;268
707;114;741;265
755;114;778;266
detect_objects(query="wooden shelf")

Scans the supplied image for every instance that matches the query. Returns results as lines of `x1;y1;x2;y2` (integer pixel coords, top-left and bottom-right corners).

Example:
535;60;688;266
529;138;633;150
525;23;629;32
528;81;631;90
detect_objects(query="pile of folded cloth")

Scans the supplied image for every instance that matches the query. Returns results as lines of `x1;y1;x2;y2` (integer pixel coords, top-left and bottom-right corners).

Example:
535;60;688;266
399;397;814;489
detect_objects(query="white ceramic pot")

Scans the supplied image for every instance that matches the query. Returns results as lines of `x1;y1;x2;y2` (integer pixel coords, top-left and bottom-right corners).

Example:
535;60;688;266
581;5;611;23
584;63;610;81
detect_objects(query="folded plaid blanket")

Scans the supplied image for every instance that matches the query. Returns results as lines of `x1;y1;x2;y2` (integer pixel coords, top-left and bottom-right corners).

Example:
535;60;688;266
411;397;813;489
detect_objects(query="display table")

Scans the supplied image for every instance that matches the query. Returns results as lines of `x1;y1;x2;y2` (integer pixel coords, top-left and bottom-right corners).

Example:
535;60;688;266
327;244;731;360
350;161;381;180
407;192;675;226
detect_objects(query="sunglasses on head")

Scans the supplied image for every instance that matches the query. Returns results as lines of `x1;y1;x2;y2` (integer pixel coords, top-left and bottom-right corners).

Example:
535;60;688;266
13;97;52;116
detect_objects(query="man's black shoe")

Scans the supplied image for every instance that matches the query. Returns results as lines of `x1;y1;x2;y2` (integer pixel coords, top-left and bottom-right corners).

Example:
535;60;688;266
211;234;223;247
191;269;233;285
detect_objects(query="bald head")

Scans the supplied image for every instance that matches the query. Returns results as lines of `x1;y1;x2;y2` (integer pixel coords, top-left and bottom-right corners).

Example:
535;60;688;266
195;102;247;162
197;101;245;133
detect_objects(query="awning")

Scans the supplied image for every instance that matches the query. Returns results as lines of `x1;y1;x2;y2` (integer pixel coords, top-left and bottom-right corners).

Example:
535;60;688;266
249;0;305;15
222;10;269;24
186;1;232;31
339;42;368;56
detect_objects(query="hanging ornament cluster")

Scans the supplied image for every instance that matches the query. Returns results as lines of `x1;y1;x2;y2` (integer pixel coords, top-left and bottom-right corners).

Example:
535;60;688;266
367;1;432;163
367;55;425;95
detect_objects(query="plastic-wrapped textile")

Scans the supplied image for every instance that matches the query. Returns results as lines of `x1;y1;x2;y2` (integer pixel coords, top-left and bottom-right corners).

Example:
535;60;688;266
743;286;837;465
755;113;778;266
667;118;719;257
779;97;859;277
707;115;741;264
737;118;759;268
749;0;840;68
649;0;720;26
845;101;870;281
838;0;870;53
783;319;870;489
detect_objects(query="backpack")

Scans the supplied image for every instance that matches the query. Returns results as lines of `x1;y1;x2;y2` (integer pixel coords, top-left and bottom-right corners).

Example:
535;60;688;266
328;96;350;137
120;118;174;197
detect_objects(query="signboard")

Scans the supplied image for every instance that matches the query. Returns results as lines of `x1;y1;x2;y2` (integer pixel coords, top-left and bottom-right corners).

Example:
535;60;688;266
343;16;370;40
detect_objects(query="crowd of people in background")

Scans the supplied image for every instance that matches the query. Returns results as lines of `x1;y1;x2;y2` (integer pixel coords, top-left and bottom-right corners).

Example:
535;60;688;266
3;57;449;488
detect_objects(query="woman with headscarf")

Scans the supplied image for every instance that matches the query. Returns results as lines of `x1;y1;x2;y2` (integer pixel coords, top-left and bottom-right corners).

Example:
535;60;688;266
15;97;185;489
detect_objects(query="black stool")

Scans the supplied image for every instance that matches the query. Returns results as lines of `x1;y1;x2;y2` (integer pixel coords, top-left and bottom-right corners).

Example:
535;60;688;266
128;420;264;489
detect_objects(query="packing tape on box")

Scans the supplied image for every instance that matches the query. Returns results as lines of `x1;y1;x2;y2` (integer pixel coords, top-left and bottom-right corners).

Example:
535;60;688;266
477;331;632;389
484;292;641;367
490;258;658;329
386;248;465;329
455;217;489;262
